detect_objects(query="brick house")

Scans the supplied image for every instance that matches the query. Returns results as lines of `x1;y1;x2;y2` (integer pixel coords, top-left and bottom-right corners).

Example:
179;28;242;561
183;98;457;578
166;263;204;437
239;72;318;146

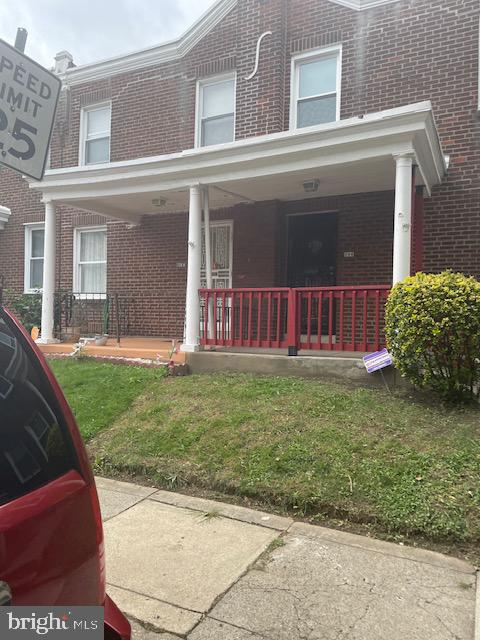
0;0;478;356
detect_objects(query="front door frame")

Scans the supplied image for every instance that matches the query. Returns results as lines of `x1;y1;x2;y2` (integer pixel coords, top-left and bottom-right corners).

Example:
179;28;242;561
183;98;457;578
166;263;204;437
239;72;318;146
285;210;338;287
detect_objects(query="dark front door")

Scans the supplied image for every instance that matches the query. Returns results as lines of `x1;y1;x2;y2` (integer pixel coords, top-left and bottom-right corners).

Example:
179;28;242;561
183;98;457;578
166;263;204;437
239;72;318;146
287;212;337;287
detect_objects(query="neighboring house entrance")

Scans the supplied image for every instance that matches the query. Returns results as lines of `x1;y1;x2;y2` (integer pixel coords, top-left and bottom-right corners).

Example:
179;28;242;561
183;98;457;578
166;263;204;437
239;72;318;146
201;220;233;289
201;220;233;340
287;212;338;339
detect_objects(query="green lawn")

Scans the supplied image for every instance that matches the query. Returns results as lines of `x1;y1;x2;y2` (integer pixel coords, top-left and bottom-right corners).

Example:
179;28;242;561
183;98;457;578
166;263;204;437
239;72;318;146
50;359;480;556
49;358;165;441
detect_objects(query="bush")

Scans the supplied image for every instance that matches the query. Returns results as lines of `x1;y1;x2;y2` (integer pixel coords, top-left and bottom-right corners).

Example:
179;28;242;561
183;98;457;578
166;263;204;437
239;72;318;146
5;290;42;333
385;271;480;402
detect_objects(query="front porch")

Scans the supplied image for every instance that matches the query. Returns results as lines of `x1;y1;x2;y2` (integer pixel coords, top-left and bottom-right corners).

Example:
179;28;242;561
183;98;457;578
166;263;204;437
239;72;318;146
38;336;186;363
199;285;390;354
28;101;445;358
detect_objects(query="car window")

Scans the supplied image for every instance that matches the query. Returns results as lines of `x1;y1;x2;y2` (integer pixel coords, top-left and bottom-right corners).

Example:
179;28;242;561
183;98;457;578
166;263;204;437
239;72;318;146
0;311;78;505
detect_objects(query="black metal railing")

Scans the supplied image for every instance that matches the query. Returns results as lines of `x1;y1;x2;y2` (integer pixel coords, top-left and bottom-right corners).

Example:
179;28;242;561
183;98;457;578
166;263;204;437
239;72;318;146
54;292;132;343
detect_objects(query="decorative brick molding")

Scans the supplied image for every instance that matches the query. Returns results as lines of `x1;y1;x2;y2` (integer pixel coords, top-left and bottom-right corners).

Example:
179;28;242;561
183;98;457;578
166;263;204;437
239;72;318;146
290;31;342;54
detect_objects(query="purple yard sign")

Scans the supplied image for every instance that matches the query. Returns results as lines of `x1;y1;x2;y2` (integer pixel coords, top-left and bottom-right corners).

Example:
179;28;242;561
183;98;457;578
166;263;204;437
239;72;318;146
363;348;393;373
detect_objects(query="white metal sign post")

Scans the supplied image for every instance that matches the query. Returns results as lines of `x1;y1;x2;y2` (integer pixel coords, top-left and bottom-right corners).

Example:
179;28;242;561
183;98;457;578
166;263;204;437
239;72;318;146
0;37;61;180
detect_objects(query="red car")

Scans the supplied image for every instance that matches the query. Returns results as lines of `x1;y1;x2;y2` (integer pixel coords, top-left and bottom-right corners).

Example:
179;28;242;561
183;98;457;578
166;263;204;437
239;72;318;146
0;306;131;639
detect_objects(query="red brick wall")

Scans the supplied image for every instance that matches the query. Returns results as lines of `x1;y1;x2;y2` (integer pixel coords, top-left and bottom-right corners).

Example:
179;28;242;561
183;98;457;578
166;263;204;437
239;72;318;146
0;170;45;294
279;191;394;286
1;0;479;338
285;0;480;276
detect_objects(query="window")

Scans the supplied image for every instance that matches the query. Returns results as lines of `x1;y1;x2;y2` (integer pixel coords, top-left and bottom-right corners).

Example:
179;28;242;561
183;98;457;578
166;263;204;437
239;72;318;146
0;309;77;506
24;224;45;292
290;46;342;129
80;103;111;165
196;75;236;147
74;227;107;294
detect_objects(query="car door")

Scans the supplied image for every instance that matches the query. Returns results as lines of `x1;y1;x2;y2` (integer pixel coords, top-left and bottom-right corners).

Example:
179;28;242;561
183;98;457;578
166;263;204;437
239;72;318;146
0;307;105;605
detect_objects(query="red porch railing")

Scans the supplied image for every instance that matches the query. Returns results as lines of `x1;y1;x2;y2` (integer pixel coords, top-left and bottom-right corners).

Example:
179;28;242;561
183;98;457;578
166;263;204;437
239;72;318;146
199;285;391;353
200;288;290;348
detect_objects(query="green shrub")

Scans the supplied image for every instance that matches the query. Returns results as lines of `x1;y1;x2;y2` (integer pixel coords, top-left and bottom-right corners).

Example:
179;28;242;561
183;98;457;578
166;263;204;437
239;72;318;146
5;290;42;333
385;271;480;402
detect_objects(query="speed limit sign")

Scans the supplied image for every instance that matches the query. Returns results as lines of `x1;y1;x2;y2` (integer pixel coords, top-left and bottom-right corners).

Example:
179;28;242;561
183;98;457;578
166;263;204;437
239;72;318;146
0;38;61;180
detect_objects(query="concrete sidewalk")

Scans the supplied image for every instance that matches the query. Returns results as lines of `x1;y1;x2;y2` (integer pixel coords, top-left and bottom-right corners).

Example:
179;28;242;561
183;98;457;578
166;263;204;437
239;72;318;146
96;476;478;640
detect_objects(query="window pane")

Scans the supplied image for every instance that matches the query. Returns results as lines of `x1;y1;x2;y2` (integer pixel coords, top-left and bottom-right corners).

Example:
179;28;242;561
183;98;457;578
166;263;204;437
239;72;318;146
298;56;337;98
202;80;235;118
87;106;110;135
201;115;234;147
297;95;337;127
80;263;106;294
85;137;110;164
30;259;43;290
0;311;77;506
80;230;106;262
31;229;44;258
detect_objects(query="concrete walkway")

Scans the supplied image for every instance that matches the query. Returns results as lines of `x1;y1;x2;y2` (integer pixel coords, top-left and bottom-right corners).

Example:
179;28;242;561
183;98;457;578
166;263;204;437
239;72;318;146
96;477;479;640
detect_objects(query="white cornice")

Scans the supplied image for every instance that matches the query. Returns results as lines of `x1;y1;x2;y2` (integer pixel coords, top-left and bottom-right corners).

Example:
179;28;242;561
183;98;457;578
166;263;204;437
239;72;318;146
60;0;237;87
29;102;445;210
0;206;11;230
328;0;404;9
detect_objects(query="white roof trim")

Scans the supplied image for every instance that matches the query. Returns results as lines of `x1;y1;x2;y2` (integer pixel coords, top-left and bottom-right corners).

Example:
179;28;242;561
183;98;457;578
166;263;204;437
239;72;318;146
0;205;11;230
328;0;404;9
29;102;445;218
60;0;237;87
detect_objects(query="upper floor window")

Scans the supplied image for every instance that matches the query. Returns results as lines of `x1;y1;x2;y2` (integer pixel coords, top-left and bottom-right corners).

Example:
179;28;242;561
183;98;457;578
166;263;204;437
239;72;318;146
24;224;45;293
290;46;342;129
80;103;111;165
73;226;107;294
196;75;236;147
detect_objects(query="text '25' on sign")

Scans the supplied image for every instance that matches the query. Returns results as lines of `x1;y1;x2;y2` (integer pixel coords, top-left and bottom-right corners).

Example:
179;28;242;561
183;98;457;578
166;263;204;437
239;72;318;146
0;38;61;181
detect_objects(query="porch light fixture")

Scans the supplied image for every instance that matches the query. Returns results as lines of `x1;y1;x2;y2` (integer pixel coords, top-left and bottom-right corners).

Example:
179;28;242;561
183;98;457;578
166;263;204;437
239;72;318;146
0;206;11;230
151;197;167;207
303;179;320;193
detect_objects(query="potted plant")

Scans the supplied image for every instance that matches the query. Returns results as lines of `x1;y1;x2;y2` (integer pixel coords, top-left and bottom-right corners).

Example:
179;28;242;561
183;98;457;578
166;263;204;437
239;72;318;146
95;297;110;346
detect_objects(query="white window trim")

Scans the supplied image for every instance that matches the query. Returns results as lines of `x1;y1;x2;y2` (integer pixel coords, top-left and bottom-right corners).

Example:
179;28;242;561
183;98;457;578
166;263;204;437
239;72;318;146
79;101;112;166
289;44;342;130
73;225;107;297
24;222;45;293
195;72;236;148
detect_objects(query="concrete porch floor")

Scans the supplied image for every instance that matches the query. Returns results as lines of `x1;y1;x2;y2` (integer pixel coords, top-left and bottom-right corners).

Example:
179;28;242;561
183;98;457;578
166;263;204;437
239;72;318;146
38;336;186;363
96;477;477;640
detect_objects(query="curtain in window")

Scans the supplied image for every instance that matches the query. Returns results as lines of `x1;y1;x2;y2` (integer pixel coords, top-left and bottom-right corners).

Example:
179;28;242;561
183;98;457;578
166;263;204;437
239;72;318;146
80;231;106;262
79;230;106;293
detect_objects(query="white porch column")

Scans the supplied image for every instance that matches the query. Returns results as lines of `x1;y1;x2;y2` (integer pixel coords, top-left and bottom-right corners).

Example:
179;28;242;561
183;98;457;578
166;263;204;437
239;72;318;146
392;154;414;284
203;187;214;340
38;200;58;343
203;187;213;290
181;185;203;352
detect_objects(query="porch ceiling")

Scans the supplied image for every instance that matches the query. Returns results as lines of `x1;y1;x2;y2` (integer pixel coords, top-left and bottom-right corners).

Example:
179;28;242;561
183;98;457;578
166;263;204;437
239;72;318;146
29;101;445;224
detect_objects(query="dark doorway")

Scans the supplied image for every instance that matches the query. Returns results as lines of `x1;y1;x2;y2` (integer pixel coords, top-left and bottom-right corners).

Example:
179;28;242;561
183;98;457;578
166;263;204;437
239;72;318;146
287;212;337;287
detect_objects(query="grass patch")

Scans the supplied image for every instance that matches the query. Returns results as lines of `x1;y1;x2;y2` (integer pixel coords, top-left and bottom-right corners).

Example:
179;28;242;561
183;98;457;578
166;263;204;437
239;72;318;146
49;358;165;441
51;361;480;551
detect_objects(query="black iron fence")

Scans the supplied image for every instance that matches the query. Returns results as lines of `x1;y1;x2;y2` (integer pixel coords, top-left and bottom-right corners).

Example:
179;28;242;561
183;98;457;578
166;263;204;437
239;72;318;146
55;292;132;342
